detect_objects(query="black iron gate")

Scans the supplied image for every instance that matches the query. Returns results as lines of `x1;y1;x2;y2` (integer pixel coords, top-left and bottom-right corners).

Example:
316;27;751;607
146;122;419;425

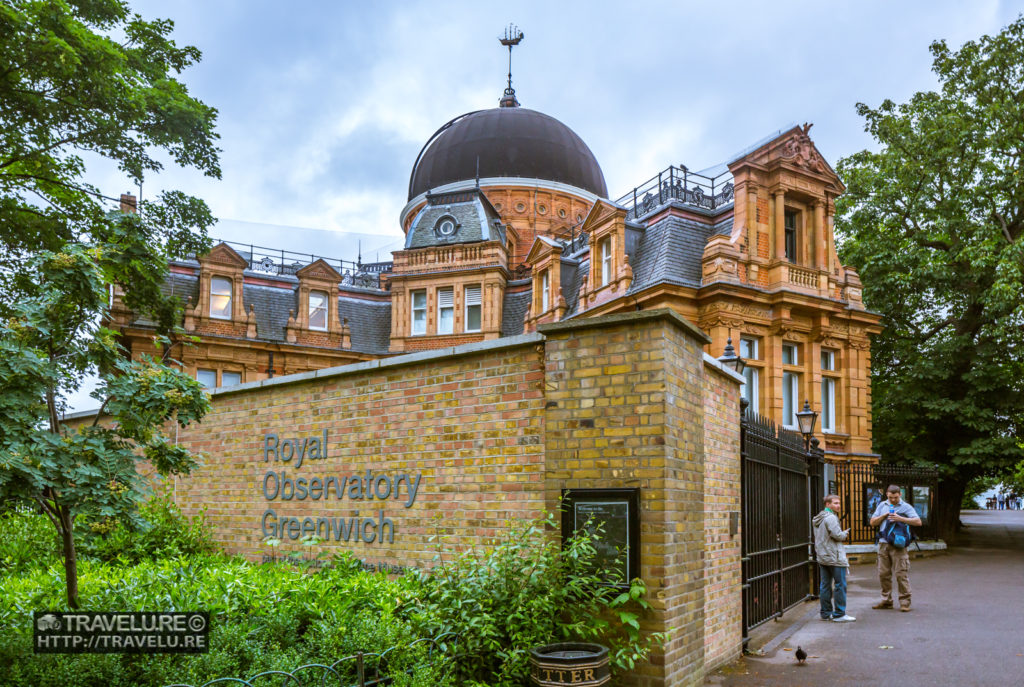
740;403;822;643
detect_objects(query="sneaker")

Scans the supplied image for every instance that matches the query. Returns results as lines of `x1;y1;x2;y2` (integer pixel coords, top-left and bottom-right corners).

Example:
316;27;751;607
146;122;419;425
832;615;856;622
820;616;833;621
872;601;893;609
899;606;912;612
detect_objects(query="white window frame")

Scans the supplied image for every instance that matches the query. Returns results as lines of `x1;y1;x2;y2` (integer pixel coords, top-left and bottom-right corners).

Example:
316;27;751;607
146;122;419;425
541;270;550;312
411;289;426;336
782;371;800;429
600;237;612;286
742;366;759;414
782;342;799;366
437;287;454;335
821;349;836;371
464;284;482;333
739;336;760;361
821;377;836;433
210;277;232;320
221;370;242;388
196;368;217;389
308;290;328;331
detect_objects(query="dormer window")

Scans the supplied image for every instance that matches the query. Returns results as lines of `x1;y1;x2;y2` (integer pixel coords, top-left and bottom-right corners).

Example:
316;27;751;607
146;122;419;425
599;237;612;286
434;215;458;239
784;210;798;262
541;270;550;312
309;290;328;330
210;277;232;319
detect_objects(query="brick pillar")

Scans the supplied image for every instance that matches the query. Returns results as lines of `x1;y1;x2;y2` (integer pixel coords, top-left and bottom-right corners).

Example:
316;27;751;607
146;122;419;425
540;310;733;687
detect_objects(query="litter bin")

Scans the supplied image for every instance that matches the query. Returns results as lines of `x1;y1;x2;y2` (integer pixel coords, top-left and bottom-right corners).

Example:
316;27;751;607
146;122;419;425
528;642;610;686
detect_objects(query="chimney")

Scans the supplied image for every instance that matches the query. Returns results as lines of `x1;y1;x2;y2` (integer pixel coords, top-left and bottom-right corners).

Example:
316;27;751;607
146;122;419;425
120;193;137;213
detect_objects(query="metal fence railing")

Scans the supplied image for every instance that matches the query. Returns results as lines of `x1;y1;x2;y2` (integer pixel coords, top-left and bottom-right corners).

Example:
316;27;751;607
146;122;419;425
164;632;458;687
614;165;734;220
833;463;939;543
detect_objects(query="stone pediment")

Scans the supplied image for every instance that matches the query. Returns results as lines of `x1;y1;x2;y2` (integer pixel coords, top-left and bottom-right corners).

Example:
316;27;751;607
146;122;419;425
201;242;249;269
580;198;627;234
734;124;844;191
525;235;562;264
296;258;343;283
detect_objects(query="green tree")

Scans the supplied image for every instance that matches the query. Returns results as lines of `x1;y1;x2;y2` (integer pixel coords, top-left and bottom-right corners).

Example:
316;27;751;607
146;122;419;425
836;18;1024;539
0;0;219;607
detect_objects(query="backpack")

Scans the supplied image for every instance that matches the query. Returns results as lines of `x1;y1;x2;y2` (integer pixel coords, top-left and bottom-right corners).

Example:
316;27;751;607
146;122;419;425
882;519;912;548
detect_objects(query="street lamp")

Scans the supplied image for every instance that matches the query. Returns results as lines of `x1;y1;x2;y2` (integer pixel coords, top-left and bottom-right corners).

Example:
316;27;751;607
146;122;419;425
718;337;746;376
795;399;818;451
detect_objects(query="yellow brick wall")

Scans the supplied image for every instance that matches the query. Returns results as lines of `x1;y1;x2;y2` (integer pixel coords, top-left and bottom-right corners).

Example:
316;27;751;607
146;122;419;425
77;309;742;686
172;340;547;568
702;362;743;672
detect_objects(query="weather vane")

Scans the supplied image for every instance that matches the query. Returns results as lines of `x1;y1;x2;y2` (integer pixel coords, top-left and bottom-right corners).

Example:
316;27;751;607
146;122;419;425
498;24;524;107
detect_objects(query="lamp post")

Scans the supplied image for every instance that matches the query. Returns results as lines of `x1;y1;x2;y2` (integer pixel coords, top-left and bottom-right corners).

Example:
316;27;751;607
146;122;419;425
795;399;818;452
718;337;746;376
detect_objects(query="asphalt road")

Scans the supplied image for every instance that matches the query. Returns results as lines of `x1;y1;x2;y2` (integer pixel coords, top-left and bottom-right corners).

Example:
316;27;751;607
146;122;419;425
706;510;1024;686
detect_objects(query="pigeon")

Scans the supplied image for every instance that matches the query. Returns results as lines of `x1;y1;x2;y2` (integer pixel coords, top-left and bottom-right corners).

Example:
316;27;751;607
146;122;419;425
795;646;807;665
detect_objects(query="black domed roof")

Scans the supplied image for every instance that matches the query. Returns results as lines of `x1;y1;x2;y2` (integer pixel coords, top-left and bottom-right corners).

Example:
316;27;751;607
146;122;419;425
408;107;607;200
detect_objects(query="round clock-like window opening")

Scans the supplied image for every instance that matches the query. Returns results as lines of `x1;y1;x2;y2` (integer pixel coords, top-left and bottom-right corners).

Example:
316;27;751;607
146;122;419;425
558;208;567;218
438;218;456;236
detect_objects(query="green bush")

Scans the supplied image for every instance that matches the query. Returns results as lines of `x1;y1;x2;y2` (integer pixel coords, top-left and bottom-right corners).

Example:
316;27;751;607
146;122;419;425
0;508;62;574
79;493;217;563
411;514;669;687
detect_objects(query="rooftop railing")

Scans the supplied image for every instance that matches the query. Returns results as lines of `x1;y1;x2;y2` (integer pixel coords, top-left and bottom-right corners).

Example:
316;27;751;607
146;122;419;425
208;239;393;290
615;165;734;220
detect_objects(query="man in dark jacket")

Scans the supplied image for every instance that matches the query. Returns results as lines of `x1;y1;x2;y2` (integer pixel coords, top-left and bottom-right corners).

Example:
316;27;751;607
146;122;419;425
814;494;855;622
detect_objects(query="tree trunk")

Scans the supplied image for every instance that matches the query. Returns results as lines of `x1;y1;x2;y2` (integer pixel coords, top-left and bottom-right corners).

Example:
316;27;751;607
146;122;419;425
59;509;79;609
933;476;967;544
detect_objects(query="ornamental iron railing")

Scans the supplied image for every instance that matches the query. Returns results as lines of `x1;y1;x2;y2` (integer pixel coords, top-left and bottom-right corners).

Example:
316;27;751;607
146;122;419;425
164;632;458;687
832;463;939;544
615;165;734;220
209;239;393;290
740;403;821;643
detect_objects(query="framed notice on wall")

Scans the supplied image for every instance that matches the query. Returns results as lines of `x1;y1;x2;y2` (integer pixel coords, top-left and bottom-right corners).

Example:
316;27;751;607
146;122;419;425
561;488;640;587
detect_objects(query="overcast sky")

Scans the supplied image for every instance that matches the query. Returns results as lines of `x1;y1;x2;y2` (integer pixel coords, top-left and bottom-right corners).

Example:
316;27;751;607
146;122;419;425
67;1;1022;412
91;0;1023;260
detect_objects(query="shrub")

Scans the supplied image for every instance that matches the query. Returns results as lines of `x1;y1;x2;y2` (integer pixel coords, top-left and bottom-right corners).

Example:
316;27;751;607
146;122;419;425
411;514;669;687
80;493;217;563
0;508;62;574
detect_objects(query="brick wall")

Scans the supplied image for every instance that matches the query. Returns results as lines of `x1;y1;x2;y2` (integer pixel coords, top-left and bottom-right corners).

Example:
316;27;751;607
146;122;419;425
172;336;547;567
701;360;743;672
92;309;743;685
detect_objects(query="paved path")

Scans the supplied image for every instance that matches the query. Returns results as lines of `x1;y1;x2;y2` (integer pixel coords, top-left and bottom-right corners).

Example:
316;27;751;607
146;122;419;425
706;510;1024;686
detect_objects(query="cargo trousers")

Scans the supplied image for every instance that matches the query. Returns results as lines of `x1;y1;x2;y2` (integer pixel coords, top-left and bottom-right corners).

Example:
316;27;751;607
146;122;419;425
877;541;911;608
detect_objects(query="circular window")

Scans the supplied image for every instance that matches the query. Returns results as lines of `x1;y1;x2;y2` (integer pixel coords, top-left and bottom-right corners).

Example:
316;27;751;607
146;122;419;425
494;203;503;211
538;204;547;215
437;218;456;236
515;202;526;213
558;208;566;218
576;214;583;223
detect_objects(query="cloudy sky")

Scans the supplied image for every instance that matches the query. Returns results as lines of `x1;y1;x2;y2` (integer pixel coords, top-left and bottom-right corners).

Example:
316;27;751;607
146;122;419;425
68;1;1022;413
91;0;1022;262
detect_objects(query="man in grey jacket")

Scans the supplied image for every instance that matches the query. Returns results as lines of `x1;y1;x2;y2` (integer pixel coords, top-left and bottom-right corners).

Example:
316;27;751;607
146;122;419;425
813;494;855;622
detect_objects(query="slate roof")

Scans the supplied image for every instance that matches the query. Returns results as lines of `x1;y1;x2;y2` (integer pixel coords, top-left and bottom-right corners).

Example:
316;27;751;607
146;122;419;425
501;281;532;337
132;264;392;355
406;190;506;249
627;215;732;292
338;297;392;354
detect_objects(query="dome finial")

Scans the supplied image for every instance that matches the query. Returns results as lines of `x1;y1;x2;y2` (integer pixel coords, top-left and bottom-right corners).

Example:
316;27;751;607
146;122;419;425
498;24;524;108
